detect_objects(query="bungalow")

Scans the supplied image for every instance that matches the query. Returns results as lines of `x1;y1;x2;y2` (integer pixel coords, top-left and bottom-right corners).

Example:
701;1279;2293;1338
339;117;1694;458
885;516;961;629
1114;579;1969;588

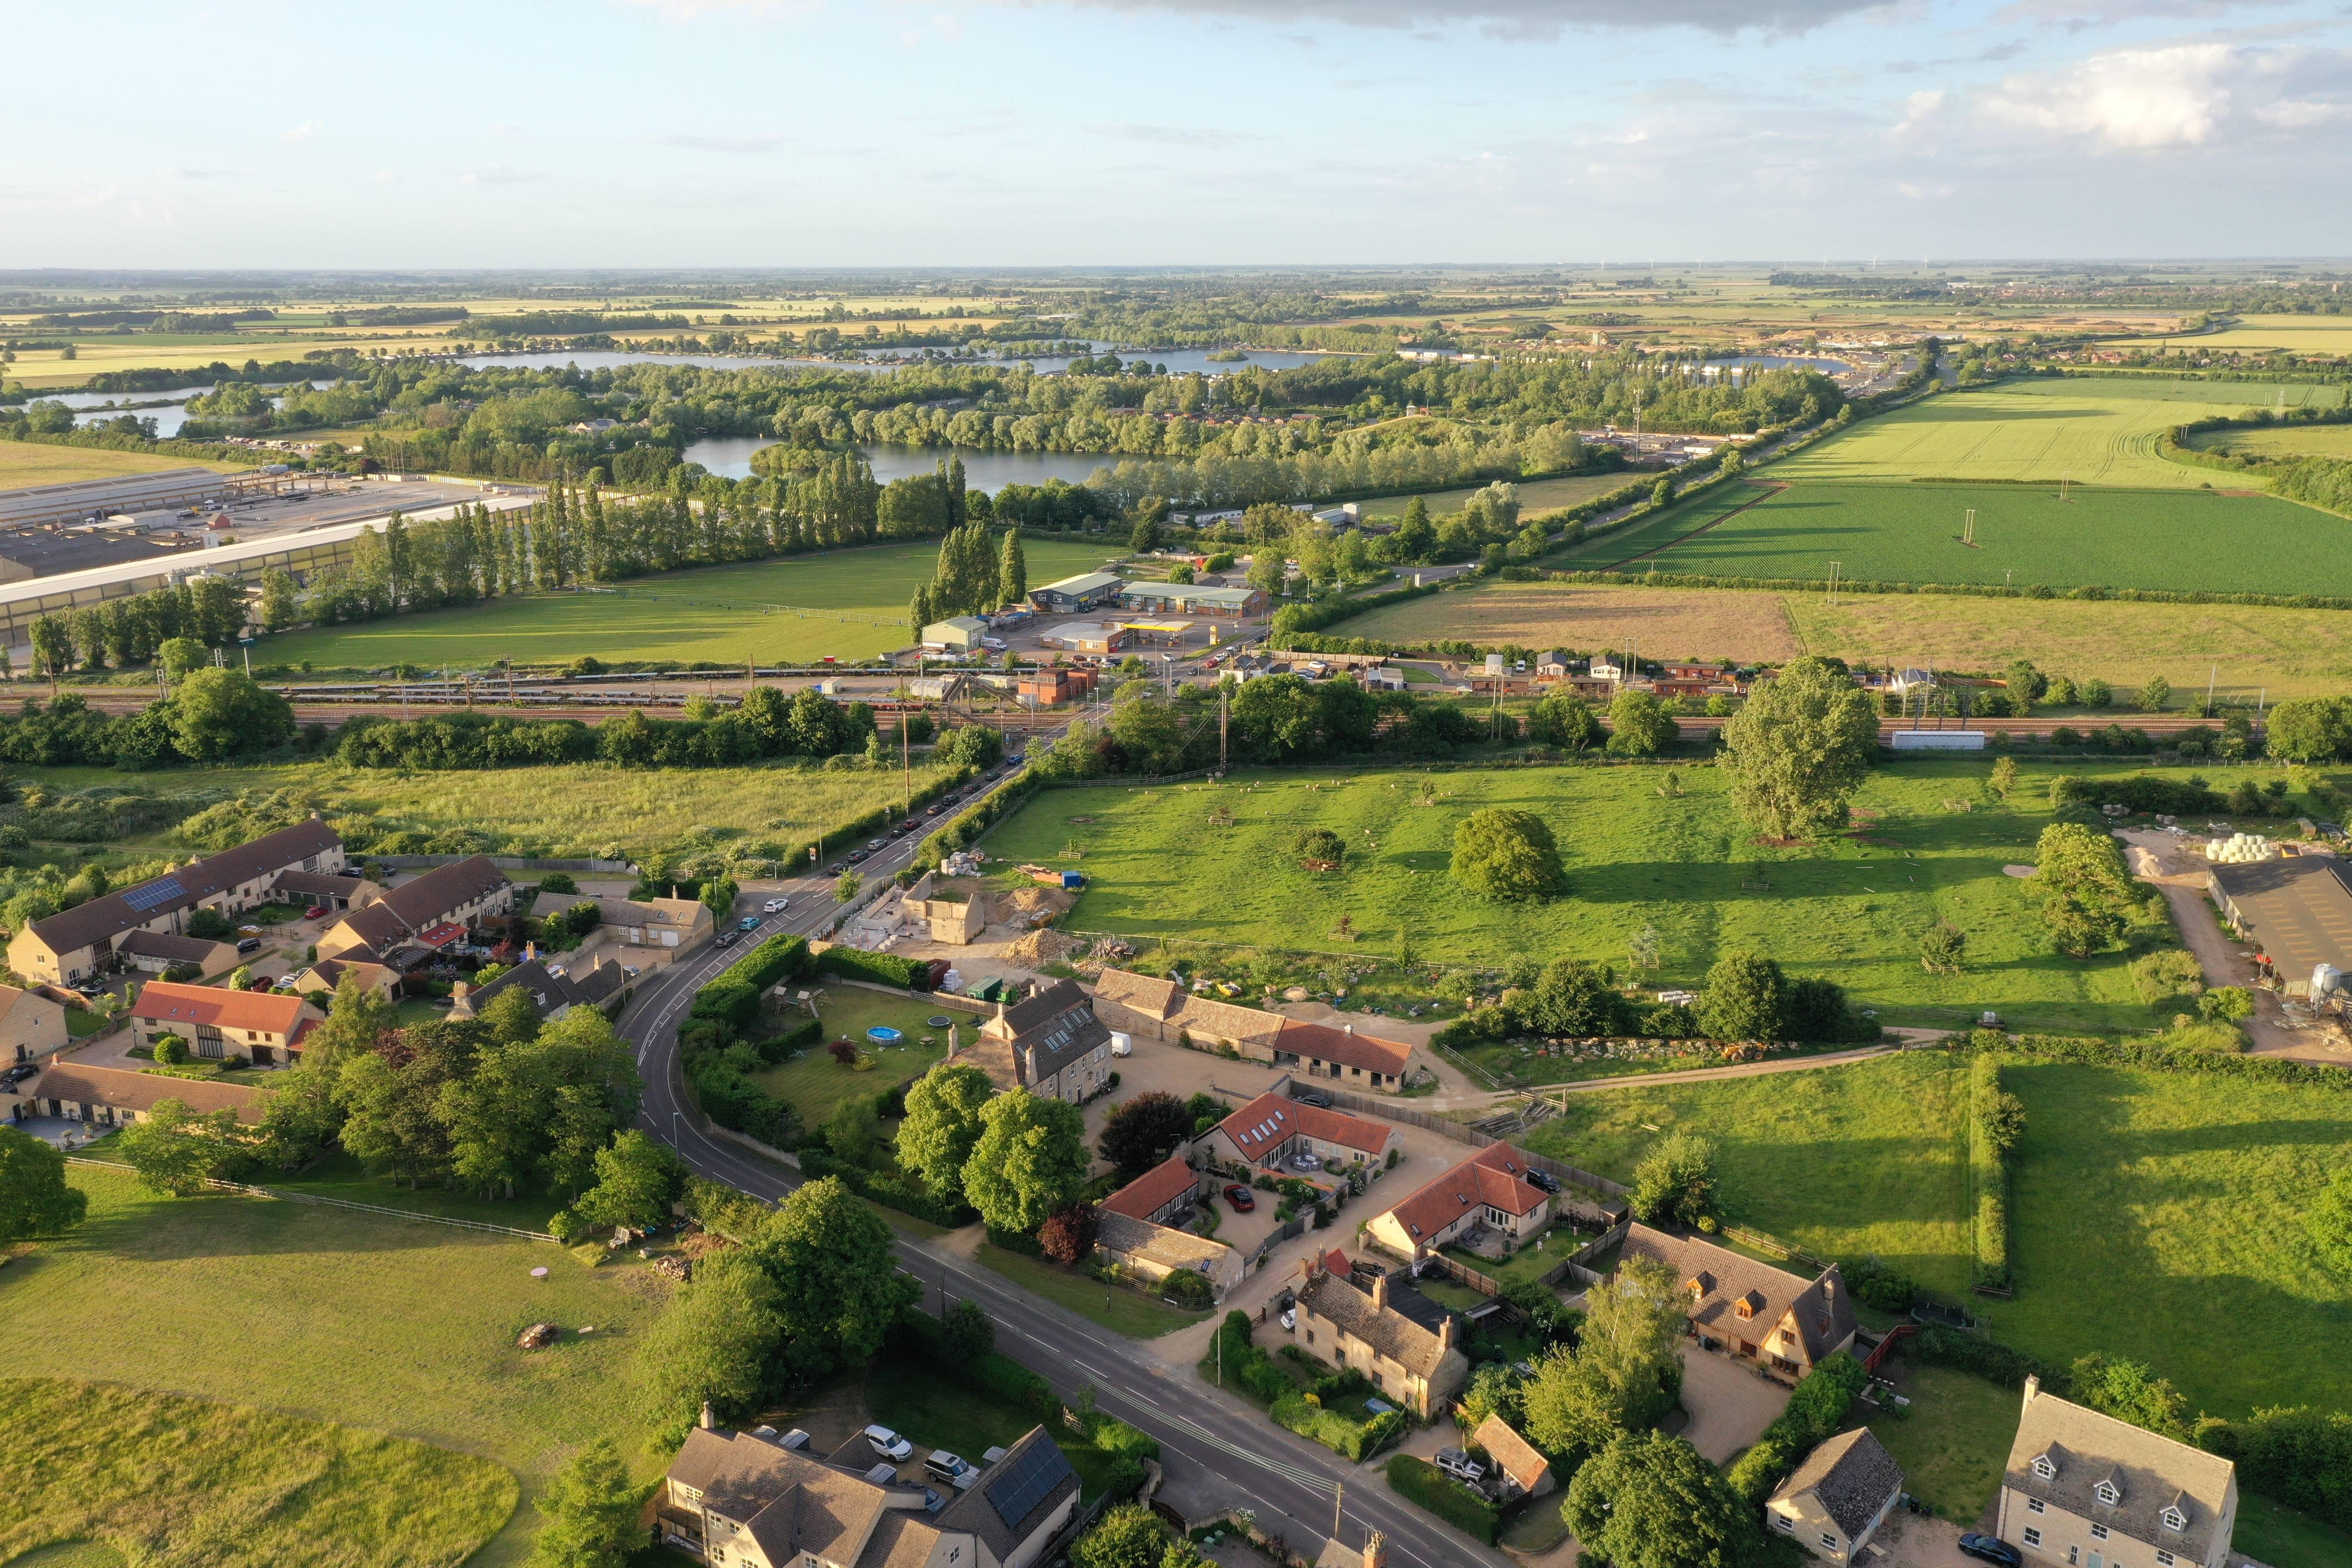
658;1414;1079;1568
1287;1252;1467;1419
1363;1143;1554;1261
1470;1414;1553;1501
29;1059;274;1129
1101;1152;1204;1227
1094;1208;1242;1300
7;819;346;984
1620;1224;1858;1381
971;979;1115;1104
0;985;67;1065
316;856;514;963
1193;1090;1392;1177
1535;651;1571;680
450;955;628;1024
1028;571;1124;614
130;981;321;1065
1767;1429;1904;1563
531;893;715;964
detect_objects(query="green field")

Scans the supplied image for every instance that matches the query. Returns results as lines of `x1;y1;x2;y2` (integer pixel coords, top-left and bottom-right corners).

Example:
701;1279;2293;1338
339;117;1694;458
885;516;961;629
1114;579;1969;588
254;539;1114;670
1559;478;2349;595
2190;423;2352;462
0;1375;516;1568
14;754;949;863
974;1243;1209;1338
1353;472;1630;520
994;759;2173;1032
0;439;239;487
1774;377;2335;487
750;985;958;1128
4;1167;670;1566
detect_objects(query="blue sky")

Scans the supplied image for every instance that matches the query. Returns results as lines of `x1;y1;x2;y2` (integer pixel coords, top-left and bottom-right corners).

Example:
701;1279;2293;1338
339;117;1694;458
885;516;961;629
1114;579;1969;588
6;0;2348;265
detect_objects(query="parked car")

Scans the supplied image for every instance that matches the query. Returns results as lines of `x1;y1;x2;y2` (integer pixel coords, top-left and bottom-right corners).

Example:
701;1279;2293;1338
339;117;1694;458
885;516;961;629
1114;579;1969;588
304;905;330;920
1289;1153;1321;1172
1294;1091;1332;1109
235;936;262;954
1224;1184;1256;1212
3;1063;37;1084
713;930;739;948
827;864;847;876
764;898;789;913
1957;1538;2022;1568
1525;1168;1560;1194
738;915;762;931
1280;1308;1295;1330
848;849;868;863
864;1425;914;1463
1433;1449;1486;1487
866;839;887;851
923;1450;975;1488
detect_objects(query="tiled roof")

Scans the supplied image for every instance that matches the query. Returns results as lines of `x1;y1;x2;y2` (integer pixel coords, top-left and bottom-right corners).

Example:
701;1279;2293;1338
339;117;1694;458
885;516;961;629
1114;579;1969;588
1619;1225;1856;1363
32;1061;273;1124
131;980;311;1038
1773;1428;1903;1540
117;930;228;965
25;821;341;958
1096;1208;1229;1276
1216;1091;1393;1162
1090;968;1182;1021
1274;1019;1412;1078
1296;1268;1452;1380
1172;992;1286;1048
1375;1143;1549;1243
2005;1384;2235;1564
1471;1414;1550;1494
1101;1153;1200;1221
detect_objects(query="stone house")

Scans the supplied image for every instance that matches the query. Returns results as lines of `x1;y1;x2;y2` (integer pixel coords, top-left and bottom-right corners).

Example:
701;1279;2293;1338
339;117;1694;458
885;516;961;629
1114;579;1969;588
0;985;67;1066
1997;1376;2238;1568
1287;1251;1467;1419
1089;969;1419;1092
1619;1225;1858;1382
129;981;321;1066
1192;1090;1392;1178
317;856;514;963
1470;1413;1552;1500
25;1060;273;1130
971;980;1114;1104
1766;1428;1904;1562
1361;1143;1553;1261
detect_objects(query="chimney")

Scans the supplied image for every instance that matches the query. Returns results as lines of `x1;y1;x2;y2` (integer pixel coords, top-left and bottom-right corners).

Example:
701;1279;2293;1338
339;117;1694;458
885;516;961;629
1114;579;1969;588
1344;1023;1354;1035
700;1400;716;1431
2023;1374;2041;1412
451;980;472;1006
1438;1316;1454;1354
524;941;537;962
1364;1531;1387;1568
1370;1271;1389;1311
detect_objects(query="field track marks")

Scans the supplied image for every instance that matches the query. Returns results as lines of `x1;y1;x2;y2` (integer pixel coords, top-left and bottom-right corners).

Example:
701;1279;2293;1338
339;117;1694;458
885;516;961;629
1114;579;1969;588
1600;481;1790;571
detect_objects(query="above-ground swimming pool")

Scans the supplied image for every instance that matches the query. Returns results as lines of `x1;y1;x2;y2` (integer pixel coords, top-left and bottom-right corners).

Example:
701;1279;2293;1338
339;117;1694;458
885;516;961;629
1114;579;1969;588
866;1026;903;1045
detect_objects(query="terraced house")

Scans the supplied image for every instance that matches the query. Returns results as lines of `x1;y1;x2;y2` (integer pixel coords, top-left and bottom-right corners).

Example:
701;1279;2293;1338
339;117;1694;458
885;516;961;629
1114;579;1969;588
316;856;514;964
130;981;322;1065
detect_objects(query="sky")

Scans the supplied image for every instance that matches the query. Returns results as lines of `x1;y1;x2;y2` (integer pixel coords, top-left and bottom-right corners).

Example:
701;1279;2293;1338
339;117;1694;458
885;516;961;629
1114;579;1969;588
5;0;2349;266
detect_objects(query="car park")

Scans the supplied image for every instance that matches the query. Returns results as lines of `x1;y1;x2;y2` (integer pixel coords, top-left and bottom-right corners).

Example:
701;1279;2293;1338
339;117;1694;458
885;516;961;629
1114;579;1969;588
865;1425;914;1462
1224;1184;1256;1212
1957;1537;2022;1568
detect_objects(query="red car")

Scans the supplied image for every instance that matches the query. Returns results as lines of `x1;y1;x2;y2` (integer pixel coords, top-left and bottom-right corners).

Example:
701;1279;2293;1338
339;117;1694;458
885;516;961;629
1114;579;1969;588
1224;1184;1256;1212
304;905;331;920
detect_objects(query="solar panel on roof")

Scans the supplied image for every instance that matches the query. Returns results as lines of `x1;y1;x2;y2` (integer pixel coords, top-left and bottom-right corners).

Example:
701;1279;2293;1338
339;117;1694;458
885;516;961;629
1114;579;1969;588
122;876;186;913
984;1439;1074;1529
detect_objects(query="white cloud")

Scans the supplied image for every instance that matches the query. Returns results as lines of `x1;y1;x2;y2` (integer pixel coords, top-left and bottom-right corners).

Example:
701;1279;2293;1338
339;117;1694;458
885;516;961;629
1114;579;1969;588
283;120;322;141
161;166;239;181
1976;41;2352;149
1090;123;1265;148
374;169;400;185
1025;0;1893;36
462;165;546;185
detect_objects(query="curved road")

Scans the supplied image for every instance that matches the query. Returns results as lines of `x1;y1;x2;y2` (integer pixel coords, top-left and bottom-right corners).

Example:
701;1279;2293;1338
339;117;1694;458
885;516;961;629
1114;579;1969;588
615;730;1504;1568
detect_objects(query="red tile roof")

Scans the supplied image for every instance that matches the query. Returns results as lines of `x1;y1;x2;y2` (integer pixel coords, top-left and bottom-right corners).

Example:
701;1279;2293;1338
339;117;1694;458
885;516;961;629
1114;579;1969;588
1274;1019;1412;1078
1100;1154;1200;1221
130;980;311;1039
1216;1091;1393;1163
1376;1143;1549;1244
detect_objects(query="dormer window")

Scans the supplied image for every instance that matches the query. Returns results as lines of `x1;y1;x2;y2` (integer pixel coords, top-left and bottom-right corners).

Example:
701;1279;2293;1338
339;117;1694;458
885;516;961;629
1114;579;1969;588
2162;1506;2188;1532
2032;1455;2058;1480
2095;1480;2122;1507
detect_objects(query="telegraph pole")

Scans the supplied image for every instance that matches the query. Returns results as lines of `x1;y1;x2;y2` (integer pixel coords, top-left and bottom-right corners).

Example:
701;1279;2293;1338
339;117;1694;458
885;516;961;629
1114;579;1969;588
1219;683;1230;774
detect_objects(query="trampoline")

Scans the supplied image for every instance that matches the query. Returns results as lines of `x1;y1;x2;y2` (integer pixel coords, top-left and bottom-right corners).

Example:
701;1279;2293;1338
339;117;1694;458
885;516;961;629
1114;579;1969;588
867;1026;904;1045
927;1016;954;1028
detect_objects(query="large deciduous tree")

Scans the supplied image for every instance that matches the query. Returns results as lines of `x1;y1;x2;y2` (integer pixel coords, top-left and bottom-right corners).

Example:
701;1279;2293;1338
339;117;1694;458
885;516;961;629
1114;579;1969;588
1628;1131;1716;1228
1450;807;1566;901
0;1126;86;1242
897;1063;995;1203
748;1176;918;1378
1718;656;1880;841
962;1089;1090;1234
1522;1256;1688;1465
527;1438;650;1568
643;1248;786;1439
1695;950;1790;1040
1097;1092;1195;1182
116;1099;242;1196
1562;1429;1759;1568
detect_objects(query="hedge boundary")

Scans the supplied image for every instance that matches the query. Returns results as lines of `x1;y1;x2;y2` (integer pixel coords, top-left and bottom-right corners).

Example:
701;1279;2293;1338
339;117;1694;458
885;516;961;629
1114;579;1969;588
1969;1054;2014;1292
1384;1455;1499;1545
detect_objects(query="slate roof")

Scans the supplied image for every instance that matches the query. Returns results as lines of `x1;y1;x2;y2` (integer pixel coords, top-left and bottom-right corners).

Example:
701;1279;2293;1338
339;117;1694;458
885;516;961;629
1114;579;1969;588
131;980;312;1038
1620;1225;1857;1364
1216;1090;1393;1163
117;930;229;966
998;979;1109;1086
1090;968;1183;1020
1296;1266;1452;1379
1101;1153;1200;1221
2006;1384;2236;1565
998;977;1088;1037
1773;1428;1903;1540
1375;1143;1549;1244
24;820;341;959
271;870;370;901
1274;1019;1412;1079
1471;1414;1550;1495
328;856;510;954
33;1060;274;1124
1096;1209;1230;1277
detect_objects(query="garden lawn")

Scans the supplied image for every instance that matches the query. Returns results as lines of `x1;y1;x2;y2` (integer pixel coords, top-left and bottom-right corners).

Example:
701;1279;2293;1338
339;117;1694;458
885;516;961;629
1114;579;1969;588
1980;1060;2352;1420
750;985;956;1129
3;1165;672;1568
255;538;1111;670
0;1375;515;1568
1563;479;2346;596
974;1243;1208;1339
1770;376;2334;487
10;755;954;864
1862;1364;2015;1521
994;758;2175;1033
862;1357;1129;1501
1524;1051;1975;1296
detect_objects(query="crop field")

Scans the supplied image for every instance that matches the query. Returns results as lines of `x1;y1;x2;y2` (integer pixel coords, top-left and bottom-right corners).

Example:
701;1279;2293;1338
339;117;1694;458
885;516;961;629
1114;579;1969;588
12;755;951;862
2150;316;2352;356
1337;579;1803;662
1556;478;2349;596
0;440;239;487
2189;423;2352;462
1771;377;2335;487
1351;472;1630;520
4;1166;671;1566
987;757;2189;1033
255;538;1112;671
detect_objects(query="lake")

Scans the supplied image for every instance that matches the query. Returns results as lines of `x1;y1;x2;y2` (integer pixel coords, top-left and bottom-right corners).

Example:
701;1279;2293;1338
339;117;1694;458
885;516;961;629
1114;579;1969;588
682;438;1111;487
67;380;334;437
460;344;1348;379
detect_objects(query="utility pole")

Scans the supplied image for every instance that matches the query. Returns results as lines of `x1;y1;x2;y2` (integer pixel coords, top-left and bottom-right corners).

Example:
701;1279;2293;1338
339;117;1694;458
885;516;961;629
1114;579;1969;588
1332;1482;1344;1542
2206;664;2217;720
1219;683;1230;774
901;712;912;816
1825;561;1841;606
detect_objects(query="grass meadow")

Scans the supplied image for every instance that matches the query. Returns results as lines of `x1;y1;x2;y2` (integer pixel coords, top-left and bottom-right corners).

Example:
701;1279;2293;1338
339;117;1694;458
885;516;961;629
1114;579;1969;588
1353;472;1631;520
15;754;953;862
0;439;239;487
1771;376;2335;487
2189;422;2352;462
255;537;1114;671
991;758;2175;1032
0;1376;516;1568
4;1166;673;1566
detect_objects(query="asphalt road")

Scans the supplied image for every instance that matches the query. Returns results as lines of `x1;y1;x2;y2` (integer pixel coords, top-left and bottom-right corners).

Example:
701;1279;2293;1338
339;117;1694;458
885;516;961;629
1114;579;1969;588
615;735;1504;1568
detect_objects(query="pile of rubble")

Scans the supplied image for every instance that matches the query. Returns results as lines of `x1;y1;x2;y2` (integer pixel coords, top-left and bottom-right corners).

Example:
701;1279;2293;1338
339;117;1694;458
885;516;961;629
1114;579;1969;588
650;1255;692;1283
517;1323;560;1350
1004;928;1086;969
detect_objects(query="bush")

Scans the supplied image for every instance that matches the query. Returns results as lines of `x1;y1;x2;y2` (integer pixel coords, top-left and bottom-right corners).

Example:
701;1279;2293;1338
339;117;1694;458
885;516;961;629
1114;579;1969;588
801;1146;977;1228
1839;1255;1919;1314
1728;1354;1869;1501
690;933;811;1032
1384;1455;1499;1544
2198;1406;2352;1531
817;946;927;989
1162;1268;1214;1309
1969;1053;2018;1289
151;1036;189;1066
1909;1324;2061;1390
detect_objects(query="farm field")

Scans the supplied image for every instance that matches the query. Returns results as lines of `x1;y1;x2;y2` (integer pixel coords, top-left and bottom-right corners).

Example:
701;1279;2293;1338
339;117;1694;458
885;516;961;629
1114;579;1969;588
1352;472;1629;520
0;1375;515;1568
2144;316;2352;356
254;537;1112;670
988;758;2174;1033
10;755;951;863
1557;478;2350;596
2188;422;2352;461
3;1166;671;1566
0;438;240;487
1338;579;1803;663
1770;376;2334;487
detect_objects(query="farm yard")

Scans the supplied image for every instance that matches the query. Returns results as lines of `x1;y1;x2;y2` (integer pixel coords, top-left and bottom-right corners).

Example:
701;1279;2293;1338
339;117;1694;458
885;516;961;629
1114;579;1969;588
1557;478;2345;596
254;536;1113;671
984;758;2181;1033
0;1165;670;1567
